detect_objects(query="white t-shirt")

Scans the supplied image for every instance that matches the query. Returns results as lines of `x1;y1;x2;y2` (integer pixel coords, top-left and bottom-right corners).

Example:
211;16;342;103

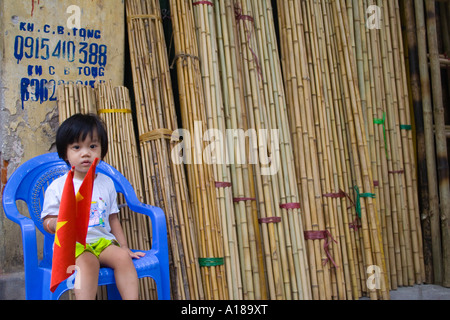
41;172;120;244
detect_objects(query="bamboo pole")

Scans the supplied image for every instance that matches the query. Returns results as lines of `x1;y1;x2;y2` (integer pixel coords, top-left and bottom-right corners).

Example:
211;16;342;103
415;0;443;285
425;0;450;287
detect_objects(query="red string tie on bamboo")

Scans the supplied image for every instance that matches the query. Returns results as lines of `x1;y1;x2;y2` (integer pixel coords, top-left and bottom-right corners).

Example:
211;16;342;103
192;1;213;6
323;189;355;210
258;217;282;224
234;2;263;81
304;230;338;268
279;202;301;209
349;218;362;231
215;181;232;188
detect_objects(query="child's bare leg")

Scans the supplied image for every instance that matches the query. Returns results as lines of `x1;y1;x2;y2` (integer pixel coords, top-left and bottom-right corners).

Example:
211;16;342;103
74;252;100;300
99;244;139;300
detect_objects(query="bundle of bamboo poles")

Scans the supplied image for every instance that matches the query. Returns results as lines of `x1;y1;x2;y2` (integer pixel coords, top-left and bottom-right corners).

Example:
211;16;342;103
125;0;203;300
95;82;156;299
192;1;245;300
210;0;269;300
56;82;156;299
169;0;229;300
277;0;391;300
57;83;97;123
344;0;425;290
229;0;311;300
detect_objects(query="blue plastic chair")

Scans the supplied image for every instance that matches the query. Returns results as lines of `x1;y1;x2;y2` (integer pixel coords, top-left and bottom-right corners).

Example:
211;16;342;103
2;152;170;300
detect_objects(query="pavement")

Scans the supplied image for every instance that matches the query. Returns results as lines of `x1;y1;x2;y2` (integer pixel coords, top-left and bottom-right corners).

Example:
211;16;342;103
1;271;449;300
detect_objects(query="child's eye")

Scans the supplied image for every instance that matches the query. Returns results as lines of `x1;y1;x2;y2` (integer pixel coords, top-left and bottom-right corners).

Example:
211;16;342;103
90;144;98;149
72;145;80;150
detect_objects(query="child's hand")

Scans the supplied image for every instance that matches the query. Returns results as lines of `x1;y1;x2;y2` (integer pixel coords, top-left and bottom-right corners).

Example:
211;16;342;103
125;248;146;259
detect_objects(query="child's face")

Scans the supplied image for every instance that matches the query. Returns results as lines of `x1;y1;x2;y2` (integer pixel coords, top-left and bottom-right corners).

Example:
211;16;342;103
66;131;102;180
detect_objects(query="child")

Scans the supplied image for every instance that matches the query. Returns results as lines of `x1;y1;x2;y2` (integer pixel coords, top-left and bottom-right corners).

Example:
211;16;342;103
41;113;145;300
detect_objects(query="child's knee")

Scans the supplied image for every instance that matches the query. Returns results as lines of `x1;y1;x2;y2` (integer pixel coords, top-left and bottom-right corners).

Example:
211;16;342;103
111;247;134;268
117;248;134;266
77;251;100;270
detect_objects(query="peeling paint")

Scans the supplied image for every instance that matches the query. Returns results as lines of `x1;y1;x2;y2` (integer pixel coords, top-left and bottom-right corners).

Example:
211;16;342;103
1;159;9;194
31;0;42;17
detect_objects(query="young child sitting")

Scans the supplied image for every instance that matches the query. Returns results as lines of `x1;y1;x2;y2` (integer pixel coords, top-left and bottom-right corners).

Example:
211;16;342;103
41;113;145;300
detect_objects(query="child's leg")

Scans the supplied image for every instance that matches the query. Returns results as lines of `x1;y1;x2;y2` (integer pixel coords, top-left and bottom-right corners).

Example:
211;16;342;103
99;245;139;300
75;251;100;300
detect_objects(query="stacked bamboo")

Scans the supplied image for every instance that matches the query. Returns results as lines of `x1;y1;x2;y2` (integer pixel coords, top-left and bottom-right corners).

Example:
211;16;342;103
230;0;311;300
346;0;425;289
277;0;391;299
57;84;97;123
169;0;228;299
95;82;156;299
192;1;245;300
125;0;203;300
211;0;268;299
54;0;438;300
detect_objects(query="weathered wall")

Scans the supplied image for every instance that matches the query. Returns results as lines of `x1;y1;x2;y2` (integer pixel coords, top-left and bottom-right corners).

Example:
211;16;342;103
0;0;125;273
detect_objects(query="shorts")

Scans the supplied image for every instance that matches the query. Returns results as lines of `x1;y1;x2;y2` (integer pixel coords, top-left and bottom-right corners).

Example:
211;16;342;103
75;238;119;259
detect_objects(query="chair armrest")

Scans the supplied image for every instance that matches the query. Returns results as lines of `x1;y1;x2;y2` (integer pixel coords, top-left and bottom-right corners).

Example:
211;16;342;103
127;202;168;255
2;202;40;274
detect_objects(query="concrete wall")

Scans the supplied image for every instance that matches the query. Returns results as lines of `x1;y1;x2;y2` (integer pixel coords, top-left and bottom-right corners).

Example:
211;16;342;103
0;0;125;274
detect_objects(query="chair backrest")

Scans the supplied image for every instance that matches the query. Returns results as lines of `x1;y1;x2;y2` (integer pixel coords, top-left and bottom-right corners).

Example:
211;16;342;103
3;152;137;264
10;153;70;235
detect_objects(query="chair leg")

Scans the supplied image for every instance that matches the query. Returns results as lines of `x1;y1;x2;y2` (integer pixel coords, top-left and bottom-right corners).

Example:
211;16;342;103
154;276;170;300
106;284;122;300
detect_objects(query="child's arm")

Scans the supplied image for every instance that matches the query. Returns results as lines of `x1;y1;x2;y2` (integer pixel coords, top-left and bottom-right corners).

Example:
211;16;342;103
43;215;58;234
109;213;145;259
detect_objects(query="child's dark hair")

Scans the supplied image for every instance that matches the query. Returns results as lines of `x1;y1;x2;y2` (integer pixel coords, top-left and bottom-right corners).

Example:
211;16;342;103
56;113;108;161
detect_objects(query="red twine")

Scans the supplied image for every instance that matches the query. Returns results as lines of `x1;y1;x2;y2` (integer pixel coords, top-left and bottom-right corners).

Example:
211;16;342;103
234;3;263;81
279;202;301;209
304;230;338;268
323;189;355;210
258;217;282;224
192;1;213;6
215;181;232;188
